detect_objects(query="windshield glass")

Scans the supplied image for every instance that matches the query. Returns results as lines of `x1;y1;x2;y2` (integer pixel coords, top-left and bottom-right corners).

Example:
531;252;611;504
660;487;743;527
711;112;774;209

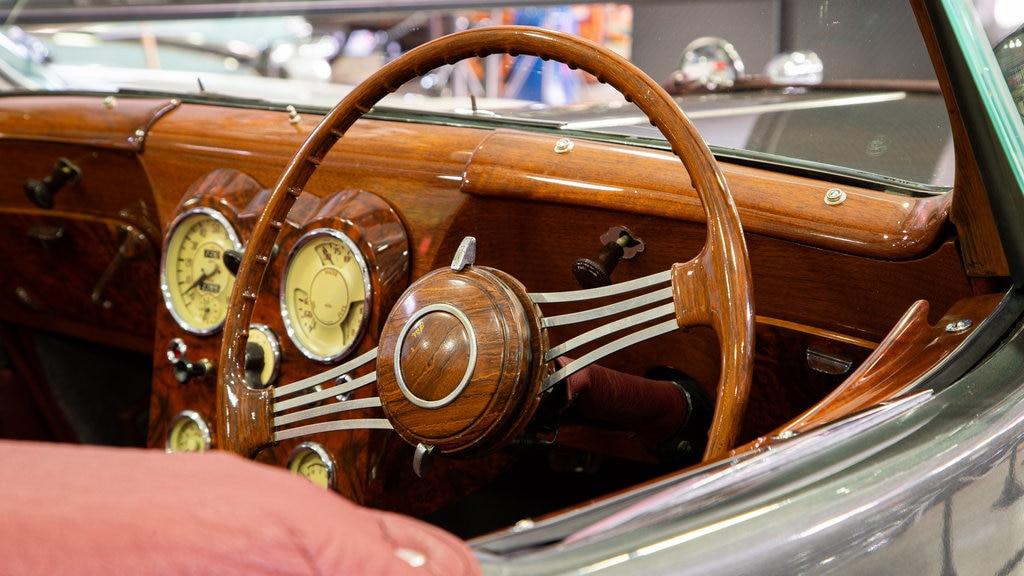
0;1;1017;190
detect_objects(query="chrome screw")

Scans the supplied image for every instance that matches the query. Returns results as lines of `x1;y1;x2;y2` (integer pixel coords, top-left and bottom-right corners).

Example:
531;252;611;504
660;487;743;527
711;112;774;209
824;188;847;206
554;138;575;154
945;319;973;334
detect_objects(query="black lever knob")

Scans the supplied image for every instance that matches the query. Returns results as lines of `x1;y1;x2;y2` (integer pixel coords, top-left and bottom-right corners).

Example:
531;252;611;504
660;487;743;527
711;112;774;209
24;158;81;209
223;249;243;276
572;227;644;288
173;358;213;384
244;340;266;389
572;241;625;288
224;245;278;276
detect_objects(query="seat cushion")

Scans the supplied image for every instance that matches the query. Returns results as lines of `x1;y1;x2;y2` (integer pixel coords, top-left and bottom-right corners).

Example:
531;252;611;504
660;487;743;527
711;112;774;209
0;440;480;575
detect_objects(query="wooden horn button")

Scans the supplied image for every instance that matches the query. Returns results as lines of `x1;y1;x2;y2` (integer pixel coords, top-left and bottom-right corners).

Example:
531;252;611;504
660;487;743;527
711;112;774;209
377;266;543;456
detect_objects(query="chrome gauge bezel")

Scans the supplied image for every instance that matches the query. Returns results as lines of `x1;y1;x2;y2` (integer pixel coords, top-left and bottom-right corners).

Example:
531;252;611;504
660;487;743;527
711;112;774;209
159;207;243;335
286;441;337;490
280;228;373;363
165;410;212;453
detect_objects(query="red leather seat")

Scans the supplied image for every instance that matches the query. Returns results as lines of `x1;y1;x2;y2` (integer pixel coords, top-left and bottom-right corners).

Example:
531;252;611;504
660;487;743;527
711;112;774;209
0;440;480;575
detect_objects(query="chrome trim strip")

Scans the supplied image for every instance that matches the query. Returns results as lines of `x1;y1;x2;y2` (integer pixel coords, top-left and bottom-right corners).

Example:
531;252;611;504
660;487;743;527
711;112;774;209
274;370;377;412
530;270;672;304
546;302;676;361
543;318;678;391
273;347;377;399
273;397;383;427
273;418;394;441
542;286;673;329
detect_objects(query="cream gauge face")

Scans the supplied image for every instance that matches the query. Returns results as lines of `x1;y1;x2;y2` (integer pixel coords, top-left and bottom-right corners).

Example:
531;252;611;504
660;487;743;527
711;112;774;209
165;410;211;453
281;229;371;362
287;442;336;489
161;208;242;334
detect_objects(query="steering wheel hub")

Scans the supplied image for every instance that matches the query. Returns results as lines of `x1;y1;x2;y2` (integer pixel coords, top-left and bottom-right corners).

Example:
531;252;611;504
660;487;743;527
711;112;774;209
377;266;546;456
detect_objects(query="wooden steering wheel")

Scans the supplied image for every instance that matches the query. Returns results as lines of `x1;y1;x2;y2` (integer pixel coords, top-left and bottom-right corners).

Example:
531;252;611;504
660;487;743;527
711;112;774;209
217;26;754;466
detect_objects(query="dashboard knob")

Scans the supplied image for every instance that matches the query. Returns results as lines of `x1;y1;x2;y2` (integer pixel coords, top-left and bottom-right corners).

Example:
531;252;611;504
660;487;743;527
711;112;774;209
572;226;644;288
244;340;266;389
24;158;81;209
572;241;625;288
173;358;213;384
223;249;243;276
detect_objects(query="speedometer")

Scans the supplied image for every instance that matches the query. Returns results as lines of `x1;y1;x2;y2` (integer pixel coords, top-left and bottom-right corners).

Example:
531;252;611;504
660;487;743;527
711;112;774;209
281;229;371;362
160;207;242;334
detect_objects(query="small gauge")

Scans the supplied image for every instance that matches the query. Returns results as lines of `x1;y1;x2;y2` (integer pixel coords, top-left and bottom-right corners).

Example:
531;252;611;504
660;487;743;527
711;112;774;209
166;410;212;453
161;207;242;334
245;324;281;389
287;442;336;489
281;229;371;362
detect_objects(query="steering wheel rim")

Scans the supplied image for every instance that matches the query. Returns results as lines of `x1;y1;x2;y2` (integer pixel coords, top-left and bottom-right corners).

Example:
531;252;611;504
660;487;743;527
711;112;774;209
217;25;755;462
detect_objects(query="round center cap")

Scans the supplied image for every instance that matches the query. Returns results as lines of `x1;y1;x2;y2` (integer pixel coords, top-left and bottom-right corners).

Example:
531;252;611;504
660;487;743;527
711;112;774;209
394;303;477;408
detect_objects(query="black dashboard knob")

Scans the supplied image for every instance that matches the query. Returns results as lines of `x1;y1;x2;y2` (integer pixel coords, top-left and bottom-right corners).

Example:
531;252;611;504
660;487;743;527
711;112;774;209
24;158;80;209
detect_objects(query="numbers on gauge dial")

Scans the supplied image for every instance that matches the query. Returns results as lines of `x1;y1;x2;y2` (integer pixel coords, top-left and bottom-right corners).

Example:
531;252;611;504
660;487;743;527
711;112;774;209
161;209;241;334
282;230;370;362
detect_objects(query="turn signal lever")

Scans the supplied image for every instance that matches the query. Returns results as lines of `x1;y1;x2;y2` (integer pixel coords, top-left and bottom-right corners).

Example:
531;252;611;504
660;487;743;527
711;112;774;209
572;226;644;288
24;158;81;209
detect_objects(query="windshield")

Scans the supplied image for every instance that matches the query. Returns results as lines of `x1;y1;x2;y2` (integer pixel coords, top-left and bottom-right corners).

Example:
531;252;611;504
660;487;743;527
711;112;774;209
0;1;1018;190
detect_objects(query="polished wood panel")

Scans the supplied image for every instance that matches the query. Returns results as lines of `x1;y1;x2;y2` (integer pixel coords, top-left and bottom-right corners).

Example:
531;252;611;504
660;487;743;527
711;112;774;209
0;140;160;235
141;102;480;259
0;210;158;351
0;121;162;353
735;292;1003;454
0;96;178;151
910;0;1010;277
783;294;1000;433
464;129;953;260
439;197;973;344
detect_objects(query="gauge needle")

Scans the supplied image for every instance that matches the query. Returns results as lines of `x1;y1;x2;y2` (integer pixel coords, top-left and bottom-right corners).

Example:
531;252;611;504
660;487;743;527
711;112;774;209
183;265;220;295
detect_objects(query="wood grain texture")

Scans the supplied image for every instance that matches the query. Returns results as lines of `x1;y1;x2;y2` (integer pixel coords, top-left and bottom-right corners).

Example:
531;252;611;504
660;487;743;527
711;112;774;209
0;96;178;151
464;129;954;261
226;26;752;462
910;0;1010;277
0;210;158;350
735;292;1003;455
0;17;1000;515
787;293;1001;431
377;266;544;456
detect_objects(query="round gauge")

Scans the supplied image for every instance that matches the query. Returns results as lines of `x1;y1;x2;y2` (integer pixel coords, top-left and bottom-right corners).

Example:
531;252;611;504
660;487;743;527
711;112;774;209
287;442;336;489
166;410;211;453
161;208;242;334
245;324;281;389
281;229;371;362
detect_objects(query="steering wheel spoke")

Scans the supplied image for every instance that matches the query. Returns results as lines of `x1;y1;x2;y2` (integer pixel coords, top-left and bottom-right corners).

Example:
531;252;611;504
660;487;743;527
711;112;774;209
671;254;714;329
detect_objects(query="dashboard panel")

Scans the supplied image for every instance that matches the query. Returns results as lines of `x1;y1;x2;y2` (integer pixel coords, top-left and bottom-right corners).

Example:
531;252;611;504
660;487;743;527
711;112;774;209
149;169;411;487
0;95;980;519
